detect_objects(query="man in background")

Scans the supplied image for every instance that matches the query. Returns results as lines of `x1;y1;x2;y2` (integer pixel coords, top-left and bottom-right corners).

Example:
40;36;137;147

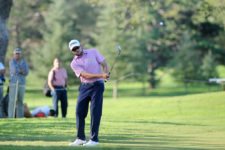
0;60;5;118
8;48;29;118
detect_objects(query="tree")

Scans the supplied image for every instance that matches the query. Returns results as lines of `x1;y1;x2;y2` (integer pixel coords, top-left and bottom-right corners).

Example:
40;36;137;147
201;50;218;80
195;0;225;64
93;1;151;81
91;0;201;88
171;33;202;82
0;0;13;63
155;0;224;84
4;0;224;90
32;0;98;83
7;0;51;67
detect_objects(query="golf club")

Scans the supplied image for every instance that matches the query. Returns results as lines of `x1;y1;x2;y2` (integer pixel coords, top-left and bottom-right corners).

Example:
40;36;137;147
105;44;122;82
109;44;122;73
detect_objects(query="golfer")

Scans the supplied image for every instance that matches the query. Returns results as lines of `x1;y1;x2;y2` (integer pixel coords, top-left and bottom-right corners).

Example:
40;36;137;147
68;39;109;146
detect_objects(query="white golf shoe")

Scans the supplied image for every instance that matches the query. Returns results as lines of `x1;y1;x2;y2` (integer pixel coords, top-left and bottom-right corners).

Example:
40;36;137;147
69;139;86;146
83;140;99;146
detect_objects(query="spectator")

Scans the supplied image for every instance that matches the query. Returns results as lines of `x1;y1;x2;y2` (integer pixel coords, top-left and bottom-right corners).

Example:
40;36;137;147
0;61;5;118
24;103;55;118
48;58;68;118
8;48;29;118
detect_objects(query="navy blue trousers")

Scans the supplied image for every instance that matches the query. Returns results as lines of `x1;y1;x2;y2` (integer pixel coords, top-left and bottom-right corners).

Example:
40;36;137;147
52;86;68;118
76;80;104;142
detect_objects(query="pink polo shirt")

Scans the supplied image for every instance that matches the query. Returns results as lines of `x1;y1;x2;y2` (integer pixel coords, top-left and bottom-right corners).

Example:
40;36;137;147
48;68;67;86
70;48;105;83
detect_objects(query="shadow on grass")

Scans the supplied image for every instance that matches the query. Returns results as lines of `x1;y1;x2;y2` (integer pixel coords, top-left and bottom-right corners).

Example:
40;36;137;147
0;145;214;150
0;131;218;150
0;119;75;142
0;132;219;150
100;135;210;150
105;120;207;127
0;119;218;150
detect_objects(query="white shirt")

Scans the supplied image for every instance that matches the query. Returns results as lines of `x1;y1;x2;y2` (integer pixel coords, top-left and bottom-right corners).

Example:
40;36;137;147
31;106;50;117
0;62;5;70
0;62;5;84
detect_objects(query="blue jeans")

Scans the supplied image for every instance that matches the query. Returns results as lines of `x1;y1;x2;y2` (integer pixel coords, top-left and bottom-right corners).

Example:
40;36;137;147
76;80;104;142
51;86;68;118
8;83;25;118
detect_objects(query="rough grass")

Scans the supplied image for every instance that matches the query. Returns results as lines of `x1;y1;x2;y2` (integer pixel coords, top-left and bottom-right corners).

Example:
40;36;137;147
0;86;225;149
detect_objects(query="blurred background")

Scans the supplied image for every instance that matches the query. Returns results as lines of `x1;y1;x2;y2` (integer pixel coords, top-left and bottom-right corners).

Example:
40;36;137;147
1;0;225;97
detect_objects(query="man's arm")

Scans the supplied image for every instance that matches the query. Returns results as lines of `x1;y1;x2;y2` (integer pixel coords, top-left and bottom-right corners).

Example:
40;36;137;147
64;78;68;88
80;72;109;79
9;59;16;75
101;59;109;74
19;59;29;76
48;70;55;91
80;59;110;80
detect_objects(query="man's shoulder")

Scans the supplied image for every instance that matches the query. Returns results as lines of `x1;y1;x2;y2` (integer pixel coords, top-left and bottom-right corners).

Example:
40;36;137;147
85;48;100;56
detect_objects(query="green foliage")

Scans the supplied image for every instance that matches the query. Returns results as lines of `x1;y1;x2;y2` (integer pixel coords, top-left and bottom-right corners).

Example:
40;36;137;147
7;0;51;65
201;50;218;79
198;0;225;28
32;0;74;79
171;33;202;81
5;0;225;88
159;0;224;83
217;65;225;77
32;0;98;84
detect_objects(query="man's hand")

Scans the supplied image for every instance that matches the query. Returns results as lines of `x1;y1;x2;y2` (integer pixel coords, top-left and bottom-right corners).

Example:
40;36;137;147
19;69;24;75
102;73;110;79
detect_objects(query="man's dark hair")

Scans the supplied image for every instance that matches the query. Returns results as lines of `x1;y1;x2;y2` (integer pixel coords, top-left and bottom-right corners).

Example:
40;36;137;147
49;109;55;116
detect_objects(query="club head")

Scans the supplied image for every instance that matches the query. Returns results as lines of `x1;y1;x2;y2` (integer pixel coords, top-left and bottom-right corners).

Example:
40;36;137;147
116;44;121;50
115;44;122;55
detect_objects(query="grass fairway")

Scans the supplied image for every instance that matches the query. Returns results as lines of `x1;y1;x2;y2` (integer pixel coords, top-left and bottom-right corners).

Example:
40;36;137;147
0;90;225;150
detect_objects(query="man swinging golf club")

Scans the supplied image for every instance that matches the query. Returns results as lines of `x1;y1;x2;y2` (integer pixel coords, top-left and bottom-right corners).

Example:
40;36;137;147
68;39;110;146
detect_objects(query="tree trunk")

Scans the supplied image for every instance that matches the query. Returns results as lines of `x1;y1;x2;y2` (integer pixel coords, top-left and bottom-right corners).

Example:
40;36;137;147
148;62;157;89
0;0;13;63
113;80;118;99
0;18;9;63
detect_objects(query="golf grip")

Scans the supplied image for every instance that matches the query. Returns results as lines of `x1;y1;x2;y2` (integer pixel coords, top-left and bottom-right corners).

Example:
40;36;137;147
104;72;110;82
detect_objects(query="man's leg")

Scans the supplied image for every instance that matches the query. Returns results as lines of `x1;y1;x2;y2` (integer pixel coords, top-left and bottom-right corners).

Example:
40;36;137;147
90;82;104;142
8;84;16;118
61;90;68;118
16;86;25;118
52;90;58;117
0;86;3;118
76;85;91;140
